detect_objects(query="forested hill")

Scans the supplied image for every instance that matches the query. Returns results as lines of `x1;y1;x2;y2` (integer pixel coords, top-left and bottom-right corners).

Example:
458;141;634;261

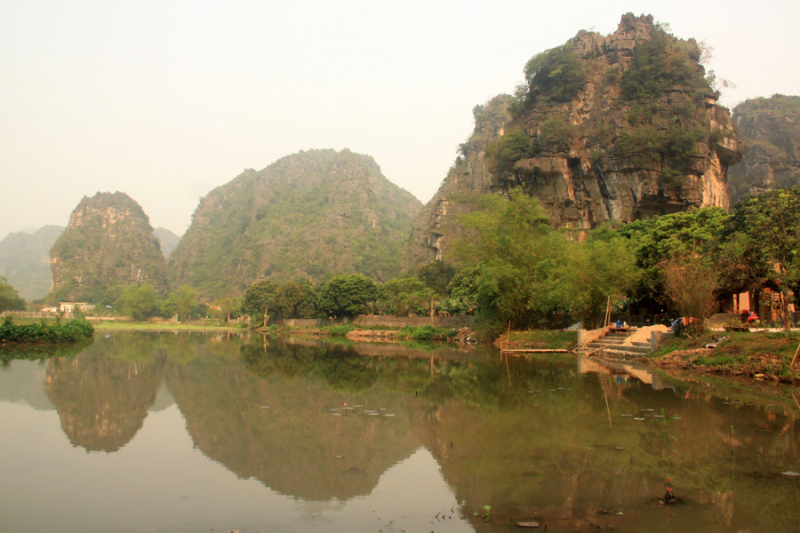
405;13;745;267
49;192;169;302
0;225;63;300
168;149;423;299
728;94;800;205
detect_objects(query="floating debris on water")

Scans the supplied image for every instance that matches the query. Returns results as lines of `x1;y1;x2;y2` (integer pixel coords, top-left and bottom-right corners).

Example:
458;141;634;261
616;446;624;450
621;414;633;417
331;413;342;416
780;471;800;477
260;406;270;409
384;414;396;417
634;417;646;421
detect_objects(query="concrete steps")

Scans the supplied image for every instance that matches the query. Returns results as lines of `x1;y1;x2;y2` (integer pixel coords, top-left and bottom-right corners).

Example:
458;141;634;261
586;328;652;356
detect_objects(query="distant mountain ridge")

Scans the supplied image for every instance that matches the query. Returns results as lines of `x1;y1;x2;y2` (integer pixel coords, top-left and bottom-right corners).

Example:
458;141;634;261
168;149;423;299
0;225;63;300
153;228;181;260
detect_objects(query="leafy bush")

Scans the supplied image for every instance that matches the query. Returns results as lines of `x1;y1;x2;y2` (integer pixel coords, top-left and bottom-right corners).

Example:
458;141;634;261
0;317;94;343
524;44;587;103
398;325;456;341
325;324;357;336
485;127;532;174
536;117;579;153
621;31;708;102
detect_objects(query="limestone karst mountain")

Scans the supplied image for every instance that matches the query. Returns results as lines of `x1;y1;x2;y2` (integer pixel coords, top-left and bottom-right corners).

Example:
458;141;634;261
406;13;745;266
49;192;168;302
168;149;422;299
153;227;181;260
0;225;63;300
728;94;800;205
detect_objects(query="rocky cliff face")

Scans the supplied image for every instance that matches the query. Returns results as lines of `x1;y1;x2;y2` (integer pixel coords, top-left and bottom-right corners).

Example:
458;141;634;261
50;192;168;302
168;149;422;299
0;225;63;300
406;13;745;266
728;94;800;205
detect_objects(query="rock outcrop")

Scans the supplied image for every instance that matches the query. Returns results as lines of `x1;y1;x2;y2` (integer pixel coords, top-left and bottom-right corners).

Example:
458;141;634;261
50;192;168;302
406;13;745;266
168;149;422;299
728;94;800;205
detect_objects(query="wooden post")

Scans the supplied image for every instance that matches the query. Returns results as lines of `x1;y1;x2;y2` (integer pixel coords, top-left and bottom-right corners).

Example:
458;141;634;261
791;341;800;367
604;297;612;328
504;321;512;356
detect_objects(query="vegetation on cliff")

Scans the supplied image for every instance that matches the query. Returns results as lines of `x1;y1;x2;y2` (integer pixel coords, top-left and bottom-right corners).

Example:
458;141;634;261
728;94;800;204
49;192;169;303
169;149;422;300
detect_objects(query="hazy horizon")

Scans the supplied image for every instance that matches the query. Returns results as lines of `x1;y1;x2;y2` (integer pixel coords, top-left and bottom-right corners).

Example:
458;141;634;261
2;0;799;241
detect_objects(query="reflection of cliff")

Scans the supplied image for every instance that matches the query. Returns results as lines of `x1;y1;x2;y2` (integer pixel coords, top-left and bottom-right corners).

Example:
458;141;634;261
413;355;800;531
166;339;424;501
45;334;164;452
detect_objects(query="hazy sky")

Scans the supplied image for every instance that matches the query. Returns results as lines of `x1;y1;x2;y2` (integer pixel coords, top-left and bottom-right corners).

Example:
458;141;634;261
2;0;798;240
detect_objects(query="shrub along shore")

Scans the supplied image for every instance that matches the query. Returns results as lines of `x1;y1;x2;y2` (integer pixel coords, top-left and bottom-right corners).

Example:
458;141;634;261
0;317;94;343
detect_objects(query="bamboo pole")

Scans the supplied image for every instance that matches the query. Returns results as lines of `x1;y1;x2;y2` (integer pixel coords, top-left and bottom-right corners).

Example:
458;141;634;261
604;296;612;328
791;341;800;367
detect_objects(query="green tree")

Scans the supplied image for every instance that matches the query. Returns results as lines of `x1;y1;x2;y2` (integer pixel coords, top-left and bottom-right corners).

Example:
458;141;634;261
717;188;800;331
242;280;278;327
0;277;26;312
524;44;587;103
558;234;639;328
380;278;435;316
455;189;566;330
416;261;456;296
443;265;482;315
619;207;729;297
272;281;317;319
165;285;203;323
115;283;161;321
316;274;378;318
213;296;243;323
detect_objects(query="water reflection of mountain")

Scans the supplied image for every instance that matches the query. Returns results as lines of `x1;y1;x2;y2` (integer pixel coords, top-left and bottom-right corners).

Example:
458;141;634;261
0;360;54;410
20;330;798;531
45;333;165;452
166;338;425;501
413;354;800;531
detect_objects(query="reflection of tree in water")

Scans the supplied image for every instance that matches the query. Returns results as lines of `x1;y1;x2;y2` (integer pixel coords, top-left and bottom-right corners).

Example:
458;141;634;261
166;337;423;501
412;354;800;532
0;338;92;366
45;332;165;452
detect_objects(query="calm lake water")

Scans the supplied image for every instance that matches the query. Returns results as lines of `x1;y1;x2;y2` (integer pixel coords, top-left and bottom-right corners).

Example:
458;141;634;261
1;331;798;533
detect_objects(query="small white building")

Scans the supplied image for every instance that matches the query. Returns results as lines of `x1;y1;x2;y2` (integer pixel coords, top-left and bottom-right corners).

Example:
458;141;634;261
59;302;96;314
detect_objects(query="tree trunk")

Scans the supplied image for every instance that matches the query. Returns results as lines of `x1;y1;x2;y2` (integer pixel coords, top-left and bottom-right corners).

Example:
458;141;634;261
782;291;791;333
263;306;268;329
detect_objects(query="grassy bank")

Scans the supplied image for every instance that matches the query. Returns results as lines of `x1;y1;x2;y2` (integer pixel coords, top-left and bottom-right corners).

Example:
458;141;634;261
647;331;800;382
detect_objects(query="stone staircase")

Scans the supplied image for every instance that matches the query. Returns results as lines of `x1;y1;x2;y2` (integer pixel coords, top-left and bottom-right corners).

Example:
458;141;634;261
585;328;652;356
